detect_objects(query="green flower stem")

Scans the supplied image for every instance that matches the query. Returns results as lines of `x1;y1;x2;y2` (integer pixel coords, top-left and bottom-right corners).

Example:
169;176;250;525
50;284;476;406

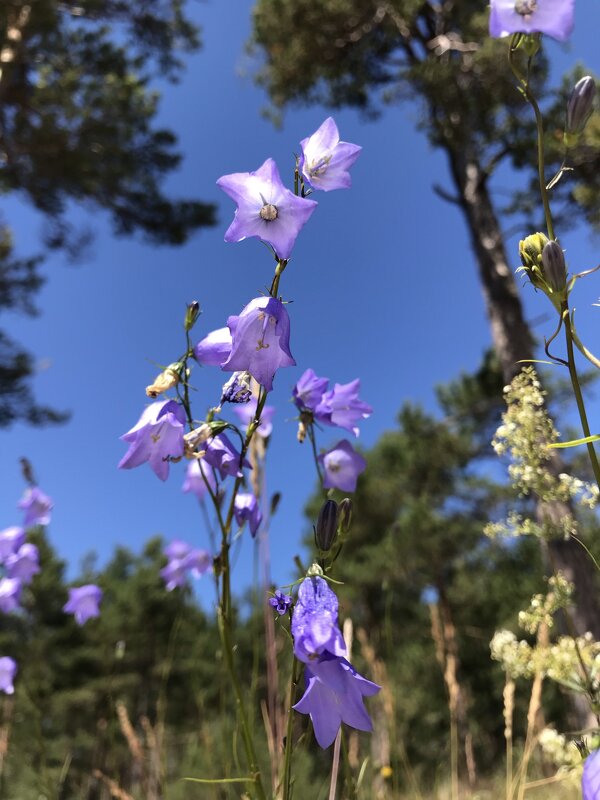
508;42;555;241
282;654;301;800
307;423;324;487
563;311;600;492
570;326;600;370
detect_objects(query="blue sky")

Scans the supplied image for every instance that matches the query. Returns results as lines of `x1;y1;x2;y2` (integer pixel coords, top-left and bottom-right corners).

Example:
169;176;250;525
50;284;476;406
1;2;599;607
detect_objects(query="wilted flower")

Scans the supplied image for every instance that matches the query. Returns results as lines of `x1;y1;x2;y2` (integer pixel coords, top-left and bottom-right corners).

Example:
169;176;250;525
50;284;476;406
0;657;17;695
193;327;232;366
299;118;362;192
489;0;575;42
234;399;275;438
182;459;217;500
0;528;26;562
583;748;600;800
203;433;250;480
64;585;103;624
0;578;21;613
222;297;296;392
318;440;367;492
6;544;40;585
315;379;372;437
145;362;182;399
269;589;293;615
233;493;263;537
220;372;253;405
18;487;53;528
118;400;186;482
293;653;380;748
217;158;318;259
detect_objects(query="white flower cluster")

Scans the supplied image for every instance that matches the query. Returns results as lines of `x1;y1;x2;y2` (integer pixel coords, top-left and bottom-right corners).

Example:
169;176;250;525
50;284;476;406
518;573;574;634
538;727;582;772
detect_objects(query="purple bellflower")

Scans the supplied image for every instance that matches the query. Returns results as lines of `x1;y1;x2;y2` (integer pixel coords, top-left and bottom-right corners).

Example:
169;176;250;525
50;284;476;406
161;540;211;591
319;440;367;492
0;579;21;613
6;544;40;585
291;576;380;748
217;158;317;260
269;589;293;615
0;657;17;695
182;459;217;500
294;653;380;748
234;399;275;438
293;368;330;414
204;433;250;480
583;748;600;800
315;379;372;437
489;0;574;41
118;400;186;482
291;576;347;663
222;297;296;392
63;584;103;625
233;493;263;537
18;487;53;528
193;326;232;366
299;118;362;192
0;528;26;562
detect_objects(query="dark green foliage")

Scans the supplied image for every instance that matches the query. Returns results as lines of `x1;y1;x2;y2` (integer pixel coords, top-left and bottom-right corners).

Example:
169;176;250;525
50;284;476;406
0;0;216;428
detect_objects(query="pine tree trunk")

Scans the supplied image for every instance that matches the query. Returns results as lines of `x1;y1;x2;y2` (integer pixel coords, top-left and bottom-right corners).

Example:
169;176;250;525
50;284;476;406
447;146;600;639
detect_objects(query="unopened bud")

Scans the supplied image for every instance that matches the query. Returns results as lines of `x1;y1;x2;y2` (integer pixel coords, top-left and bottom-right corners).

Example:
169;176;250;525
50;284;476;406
145;362;182;398
541;240;567;293
338;498;353;534
307;562;324;578
316;499;338;552
518;232;549;291
566;76;596;137
184;301;201;332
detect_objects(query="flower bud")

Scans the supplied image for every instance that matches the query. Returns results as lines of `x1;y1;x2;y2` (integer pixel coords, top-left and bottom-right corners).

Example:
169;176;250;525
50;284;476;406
566;76;596;136
316;499;338;552
518;232;549;291
145;362;183;398
541;240;567;293
184;301;201;332
338;498;353;534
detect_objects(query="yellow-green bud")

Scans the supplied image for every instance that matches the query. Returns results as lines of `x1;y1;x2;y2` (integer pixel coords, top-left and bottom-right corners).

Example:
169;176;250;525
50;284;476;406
338;498;353;534
184;301;201;332
519;232;549;291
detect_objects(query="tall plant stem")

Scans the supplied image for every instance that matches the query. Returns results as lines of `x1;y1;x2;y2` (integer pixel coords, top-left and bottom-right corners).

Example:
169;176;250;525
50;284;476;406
282;655;301;800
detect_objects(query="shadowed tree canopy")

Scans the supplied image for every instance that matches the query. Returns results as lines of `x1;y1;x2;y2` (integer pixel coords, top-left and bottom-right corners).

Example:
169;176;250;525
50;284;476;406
0;0;216;427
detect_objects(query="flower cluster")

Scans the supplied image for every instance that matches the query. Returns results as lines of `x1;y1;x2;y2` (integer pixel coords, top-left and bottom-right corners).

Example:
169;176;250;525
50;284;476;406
291;573;380;748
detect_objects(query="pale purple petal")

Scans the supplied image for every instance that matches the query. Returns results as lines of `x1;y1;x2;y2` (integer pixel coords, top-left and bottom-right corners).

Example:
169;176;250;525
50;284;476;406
182;460;217;499
292;576;346;663
204;433;250;479
63;585;103;625
0;528;26;562
0;658;17;695
300;118;362;192
319;440;367;492
583;749;600;800
233;493;263;537
315;379;372;437
293;369;329;413
233;399;275;438
118;400;185;481
0;578;21;613
193;327;233;366
17;487;53;528
489;0;574;41
5;544;40;584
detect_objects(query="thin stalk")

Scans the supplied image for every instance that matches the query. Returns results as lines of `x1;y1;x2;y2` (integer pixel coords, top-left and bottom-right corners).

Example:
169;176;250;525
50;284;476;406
563;311;600;492
307;424;324;486
282;655;301;800
328;731;342;800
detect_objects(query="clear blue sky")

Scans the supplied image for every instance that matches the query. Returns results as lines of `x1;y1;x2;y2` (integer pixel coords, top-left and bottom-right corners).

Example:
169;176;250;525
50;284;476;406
1;2;599;607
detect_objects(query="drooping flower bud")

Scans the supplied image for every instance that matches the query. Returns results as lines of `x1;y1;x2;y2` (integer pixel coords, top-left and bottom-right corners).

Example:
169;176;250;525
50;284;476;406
541;240;567;294
566;76;596;137
338;498;353;534
316;499;338;552
145;362;183;398
184;301;201;332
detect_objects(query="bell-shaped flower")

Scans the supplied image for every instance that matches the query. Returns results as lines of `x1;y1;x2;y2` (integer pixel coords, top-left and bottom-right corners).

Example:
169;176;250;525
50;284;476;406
293;653;380;748
314;379;372;437
0;578;22;613
193;326;232;366
6;543;40;585
182;459;217;500
0;528;26;562
118;400;186;482
269;589;293;615
233;493;263;537
234;399;275;438
18;487;53;528
0;657;17;694
217;158;318;260
489;0;574;41
299;118;362;192
63;584;103;625
318;440;367;492
203;433;250;480
291;576;346;664
293;368;330;414
222;297;295;392
583;748;600;800
160;540;211;591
